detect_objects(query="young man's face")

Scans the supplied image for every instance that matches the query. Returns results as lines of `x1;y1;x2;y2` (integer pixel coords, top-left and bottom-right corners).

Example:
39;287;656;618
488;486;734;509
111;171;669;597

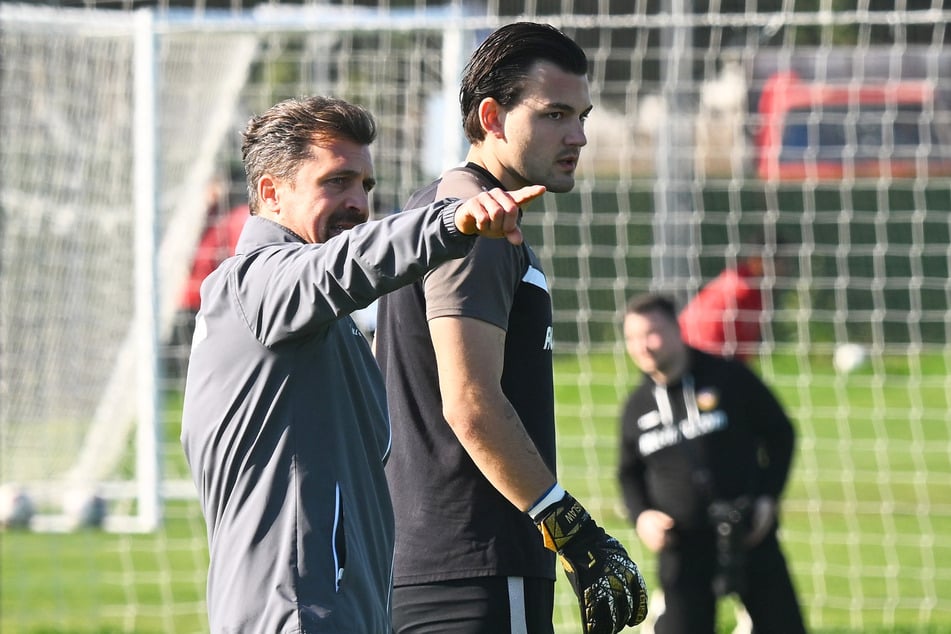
493;61;592;193
264;137;376;244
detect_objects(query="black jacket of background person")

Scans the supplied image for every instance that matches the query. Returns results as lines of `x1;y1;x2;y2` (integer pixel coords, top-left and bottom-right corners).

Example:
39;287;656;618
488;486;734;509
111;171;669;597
618;347;795;534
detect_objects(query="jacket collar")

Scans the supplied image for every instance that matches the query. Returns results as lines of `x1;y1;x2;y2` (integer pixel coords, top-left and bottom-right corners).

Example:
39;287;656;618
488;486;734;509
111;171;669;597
235;216;306;254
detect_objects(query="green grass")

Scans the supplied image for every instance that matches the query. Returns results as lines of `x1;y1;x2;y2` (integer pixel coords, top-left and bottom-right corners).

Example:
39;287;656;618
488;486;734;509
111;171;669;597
548;349;951;634
2;501;209;634
3;350;950;633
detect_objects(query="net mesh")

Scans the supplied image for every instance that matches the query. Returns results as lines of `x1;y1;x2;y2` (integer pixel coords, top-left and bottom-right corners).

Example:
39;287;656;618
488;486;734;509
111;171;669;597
1;3;949;632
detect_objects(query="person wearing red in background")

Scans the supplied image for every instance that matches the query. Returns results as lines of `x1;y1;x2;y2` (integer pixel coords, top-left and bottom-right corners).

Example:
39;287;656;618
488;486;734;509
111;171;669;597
677;236;788;362
179;203;250;314
168;202;250;381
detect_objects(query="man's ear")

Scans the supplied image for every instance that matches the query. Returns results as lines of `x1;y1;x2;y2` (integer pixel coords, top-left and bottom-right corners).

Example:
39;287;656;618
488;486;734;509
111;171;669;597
478;98;505;139
258;175;280;214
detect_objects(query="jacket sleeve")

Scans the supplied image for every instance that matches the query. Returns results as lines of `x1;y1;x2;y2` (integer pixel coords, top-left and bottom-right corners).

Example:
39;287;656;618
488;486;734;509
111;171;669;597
738;363;796;498
618;391;651;522
234;199;472;347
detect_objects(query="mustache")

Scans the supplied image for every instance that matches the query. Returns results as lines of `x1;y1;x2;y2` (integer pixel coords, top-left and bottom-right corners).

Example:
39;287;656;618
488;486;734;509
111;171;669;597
329;209;369;228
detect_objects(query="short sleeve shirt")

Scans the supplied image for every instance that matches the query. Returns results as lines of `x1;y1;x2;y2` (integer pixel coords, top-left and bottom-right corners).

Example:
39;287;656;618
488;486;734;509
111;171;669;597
375;164;557;585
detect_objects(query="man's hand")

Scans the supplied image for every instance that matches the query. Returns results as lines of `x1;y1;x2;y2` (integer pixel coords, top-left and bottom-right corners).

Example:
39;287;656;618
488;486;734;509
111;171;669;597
745;495;777;547
635;509;675;553
454;185;545;245
534;491;648;633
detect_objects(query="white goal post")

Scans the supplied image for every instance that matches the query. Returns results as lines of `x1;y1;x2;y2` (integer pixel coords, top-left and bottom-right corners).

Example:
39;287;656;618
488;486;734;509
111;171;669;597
1;4;261;531
1;3;950;633
1;2;481;533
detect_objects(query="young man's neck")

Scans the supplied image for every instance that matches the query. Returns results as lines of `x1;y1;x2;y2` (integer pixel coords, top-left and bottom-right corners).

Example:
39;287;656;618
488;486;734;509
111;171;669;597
464;148;520;191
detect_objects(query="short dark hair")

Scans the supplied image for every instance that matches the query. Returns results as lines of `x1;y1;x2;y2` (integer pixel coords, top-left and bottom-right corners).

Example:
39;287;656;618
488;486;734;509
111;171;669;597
626;293;679;324
241;96;377;214
459;22;588;143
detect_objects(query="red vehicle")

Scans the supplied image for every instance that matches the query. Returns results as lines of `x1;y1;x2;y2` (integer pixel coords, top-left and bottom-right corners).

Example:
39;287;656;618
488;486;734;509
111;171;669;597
755;70;951;180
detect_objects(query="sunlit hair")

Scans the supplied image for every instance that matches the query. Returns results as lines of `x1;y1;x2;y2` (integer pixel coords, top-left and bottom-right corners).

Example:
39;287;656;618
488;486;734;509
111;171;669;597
460;22;588;144
241;96;376;214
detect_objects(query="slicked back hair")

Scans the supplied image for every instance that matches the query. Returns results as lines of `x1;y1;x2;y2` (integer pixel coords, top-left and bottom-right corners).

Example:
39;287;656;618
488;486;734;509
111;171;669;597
241;96;376;214
460;22;588;144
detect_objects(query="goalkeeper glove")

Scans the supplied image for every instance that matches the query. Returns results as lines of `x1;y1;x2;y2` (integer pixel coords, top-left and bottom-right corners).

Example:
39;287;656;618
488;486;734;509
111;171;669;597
533;490;648;634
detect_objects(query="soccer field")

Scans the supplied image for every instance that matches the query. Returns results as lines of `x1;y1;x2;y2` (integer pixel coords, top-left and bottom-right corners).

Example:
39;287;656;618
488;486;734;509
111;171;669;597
2;350;949;634
4;2;951;632
549;350;951;634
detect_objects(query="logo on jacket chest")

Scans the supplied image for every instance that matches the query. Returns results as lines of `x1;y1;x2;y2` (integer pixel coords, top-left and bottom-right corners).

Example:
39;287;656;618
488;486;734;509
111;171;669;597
637;409;728;457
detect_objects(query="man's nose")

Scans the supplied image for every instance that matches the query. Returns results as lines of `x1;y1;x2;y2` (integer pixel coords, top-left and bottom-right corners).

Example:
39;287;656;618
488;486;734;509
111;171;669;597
347;188;371;219
567;121;587;147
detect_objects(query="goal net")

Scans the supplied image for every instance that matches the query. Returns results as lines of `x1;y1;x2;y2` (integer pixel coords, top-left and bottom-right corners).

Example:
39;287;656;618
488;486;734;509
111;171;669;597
1;5;259;531
1;2;949;633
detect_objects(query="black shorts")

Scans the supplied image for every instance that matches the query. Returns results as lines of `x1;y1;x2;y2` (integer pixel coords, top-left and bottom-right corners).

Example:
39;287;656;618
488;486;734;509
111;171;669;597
392;576;555;634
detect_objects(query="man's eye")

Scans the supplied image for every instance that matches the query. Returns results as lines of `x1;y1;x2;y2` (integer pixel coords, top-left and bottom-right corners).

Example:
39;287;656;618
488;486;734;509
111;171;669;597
547;112;564;120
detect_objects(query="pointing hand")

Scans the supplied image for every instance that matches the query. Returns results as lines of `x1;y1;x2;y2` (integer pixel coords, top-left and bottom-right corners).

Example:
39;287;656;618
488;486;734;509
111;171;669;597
454;185;546;245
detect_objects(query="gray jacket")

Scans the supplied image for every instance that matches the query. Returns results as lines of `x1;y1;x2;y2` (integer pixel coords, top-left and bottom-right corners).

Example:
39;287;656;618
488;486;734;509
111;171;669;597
181;200;471;633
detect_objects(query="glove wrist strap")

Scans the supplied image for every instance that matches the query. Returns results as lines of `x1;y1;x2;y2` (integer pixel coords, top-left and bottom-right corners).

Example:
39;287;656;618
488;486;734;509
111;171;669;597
527;482;566;521
534;491;595;553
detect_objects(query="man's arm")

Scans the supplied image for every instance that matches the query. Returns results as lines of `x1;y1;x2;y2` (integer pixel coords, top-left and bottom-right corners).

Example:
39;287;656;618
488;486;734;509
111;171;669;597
617;398;675;553
617;396;650;521
429;315;554;508
431;315;648;633
734;362;795;545
740;364;795;496
240;186;542;347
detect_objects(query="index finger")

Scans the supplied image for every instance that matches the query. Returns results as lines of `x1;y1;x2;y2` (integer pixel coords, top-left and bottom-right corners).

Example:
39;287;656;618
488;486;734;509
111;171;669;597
507;184;546;206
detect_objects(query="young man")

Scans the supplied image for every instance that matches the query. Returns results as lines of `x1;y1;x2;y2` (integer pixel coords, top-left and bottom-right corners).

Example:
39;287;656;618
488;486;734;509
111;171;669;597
375;23;647;634
618;293;807;634
180;95;544;633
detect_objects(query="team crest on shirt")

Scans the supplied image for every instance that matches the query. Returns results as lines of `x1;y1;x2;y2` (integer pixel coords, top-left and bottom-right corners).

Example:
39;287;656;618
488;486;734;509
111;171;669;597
696;388;720;411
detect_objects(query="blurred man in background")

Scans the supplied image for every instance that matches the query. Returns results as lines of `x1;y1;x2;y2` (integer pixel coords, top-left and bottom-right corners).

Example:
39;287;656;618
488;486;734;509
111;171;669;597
618;293;806;634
